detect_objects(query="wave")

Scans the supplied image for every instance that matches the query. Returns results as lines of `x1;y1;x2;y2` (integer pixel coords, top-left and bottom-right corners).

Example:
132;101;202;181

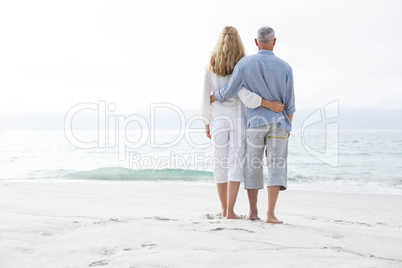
63;167;214;182
5;166;402;194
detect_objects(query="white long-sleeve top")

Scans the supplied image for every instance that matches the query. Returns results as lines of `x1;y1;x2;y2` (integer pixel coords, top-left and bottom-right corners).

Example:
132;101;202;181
201;67;262;125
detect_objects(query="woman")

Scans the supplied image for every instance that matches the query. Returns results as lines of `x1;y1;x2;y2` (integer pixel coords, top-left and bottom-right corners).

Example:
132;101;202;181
201;26;284;219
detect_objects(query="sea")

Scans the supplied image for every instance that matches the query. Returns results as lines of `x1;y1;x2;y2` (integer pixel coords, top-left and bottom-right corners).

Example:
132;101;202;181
1;129;401;195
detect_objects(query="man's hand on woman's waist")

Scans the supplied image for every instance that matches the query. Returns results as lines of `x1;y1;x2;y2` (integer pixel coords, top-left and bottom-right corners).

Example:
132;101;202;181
210;94;218;104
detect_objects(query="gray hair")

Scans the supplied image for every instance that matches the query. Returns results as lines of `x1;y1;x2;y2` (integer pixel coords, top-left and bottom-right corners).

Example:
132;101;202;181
257;26;275;43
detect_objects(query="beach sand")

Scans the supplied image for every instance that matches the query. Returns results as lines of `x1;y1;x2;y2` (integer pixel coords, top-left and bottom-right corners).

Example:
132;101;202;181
1;180;401;267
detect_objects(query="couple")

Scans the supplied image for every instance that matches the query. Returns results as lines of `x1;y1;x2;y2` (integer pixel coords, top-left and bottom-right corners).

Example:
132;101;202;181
201;26;295;223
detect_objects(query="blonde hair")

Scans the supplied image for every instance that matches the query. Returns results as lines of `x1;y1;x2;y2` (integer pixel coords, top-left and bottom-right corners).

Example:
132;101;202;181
209;26;246;76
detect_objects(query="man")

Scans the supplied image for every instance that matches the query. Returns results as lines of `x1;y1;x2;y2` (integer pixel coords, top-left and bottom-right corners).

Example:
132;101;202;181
211;26;295;223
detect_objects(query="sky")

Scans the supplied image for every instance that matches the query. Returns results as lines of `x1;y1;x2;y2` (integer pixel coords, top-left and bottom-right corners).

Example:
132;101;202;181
0;0;401;128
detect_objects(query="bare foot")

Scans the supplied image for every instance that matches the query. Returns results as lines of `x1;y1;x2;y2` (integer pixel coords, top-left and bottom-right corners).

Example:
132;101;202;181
226;211;242;219
248;210;260;220
266;214;283;224
216;209;227;218
222;209;227;217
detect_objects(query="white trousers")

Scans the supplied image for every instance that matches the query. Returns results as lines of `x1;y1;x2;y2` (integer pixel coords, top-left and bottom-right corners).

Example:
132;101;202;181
210;116;245;183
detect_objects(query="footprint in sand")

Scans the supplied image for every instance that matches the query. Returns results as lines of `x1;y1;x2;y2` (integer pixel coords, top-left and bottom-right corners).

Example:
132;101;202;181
123;248;136;251
202;213;221;219
89;260;108;267
93;218;120;225
39;231;53;236
209;227;256;233
98;247;116;256
141;242;158;249
144;216;178;221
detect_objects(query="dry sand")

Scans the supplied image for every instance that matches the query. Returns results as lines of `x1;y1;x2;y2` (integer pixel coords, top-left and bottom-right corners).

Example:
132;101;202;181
1;180;401;267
